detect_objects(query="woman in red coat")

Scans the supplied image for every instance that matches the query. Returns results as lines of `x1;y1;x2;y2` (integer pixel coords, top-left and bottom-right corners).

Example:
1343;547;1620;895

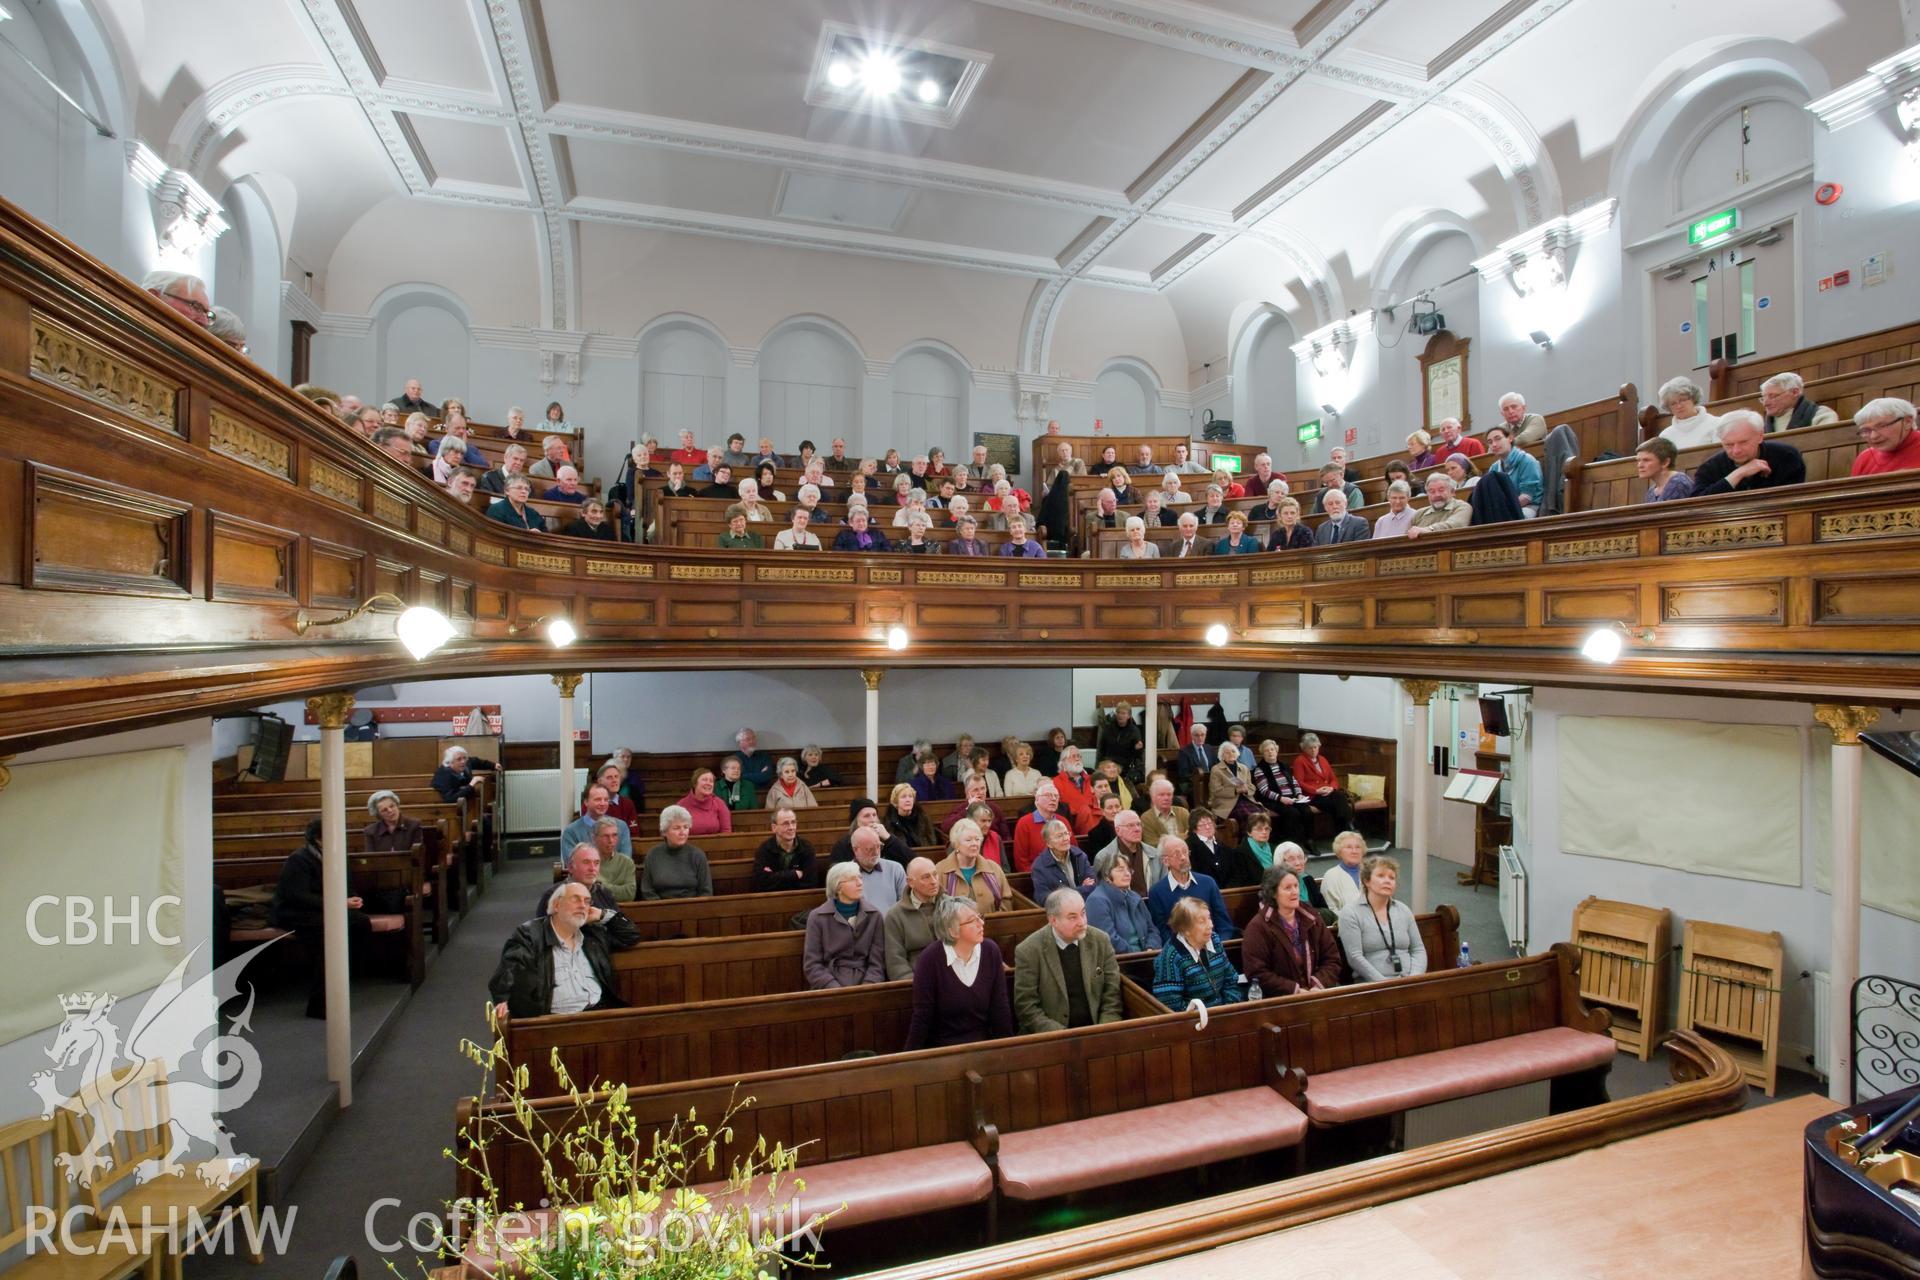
1242;865;1343;995
1291;731;1353;831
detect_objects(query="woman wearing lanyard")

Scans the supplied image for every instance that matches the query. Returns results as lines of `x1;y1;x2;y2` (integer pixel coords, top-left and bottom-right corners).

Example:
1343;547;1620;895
1337;855;1427;982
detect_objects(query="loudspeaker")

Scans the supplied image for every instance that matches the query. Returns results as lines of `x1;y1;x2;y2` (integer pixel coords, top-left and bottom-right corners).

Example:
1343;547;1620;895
248;715;294;781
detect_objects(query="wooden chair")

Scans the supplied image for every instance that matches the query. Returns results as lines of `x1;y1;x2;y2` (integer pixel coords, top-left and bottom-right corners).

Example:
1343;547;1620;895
1678;919;1785;1096
1570;897;1671;1062
55;1061;262;1280
0;1114;160;1279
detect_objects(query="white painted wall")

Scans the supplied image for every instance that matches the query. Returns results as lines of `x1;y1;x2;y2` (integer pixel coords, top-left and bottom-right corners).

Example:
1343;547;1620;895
1297;674;1401;740
1521;688;1920;1074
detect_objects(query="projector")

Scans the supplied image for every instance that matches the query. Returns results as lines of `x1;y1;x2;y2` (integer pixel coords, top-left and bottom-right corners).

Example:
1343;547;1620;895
1412;309;1446;335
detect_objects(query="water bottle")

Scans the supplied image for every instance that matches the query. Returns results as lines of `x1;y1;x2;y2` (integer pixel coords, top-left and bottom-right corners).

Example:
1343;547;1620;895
1457;942;1472;968
1247;978;1263;1001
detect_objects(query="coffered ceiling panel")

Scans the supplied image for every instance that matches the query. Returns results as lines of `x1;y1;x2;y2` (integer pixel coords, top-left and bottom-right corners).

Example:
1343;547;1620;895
560;138;782;218
892;190;1099;259
401;114;524;191
347;0;496;94
1182;0;1337;32
1093;220;1213;277
1340;0;1523;74
1169;77;1387;217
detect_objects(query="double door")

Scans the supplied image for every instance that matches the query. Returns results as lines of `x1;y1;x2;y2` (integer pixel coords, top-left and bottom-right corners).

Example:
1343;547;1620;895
1652;223;1794;376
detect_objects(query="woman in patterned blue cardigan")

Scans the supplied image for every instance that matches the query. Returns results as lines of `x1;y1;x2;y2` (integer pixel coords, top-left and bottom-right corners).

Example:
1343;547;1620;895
1151;896;1247;1009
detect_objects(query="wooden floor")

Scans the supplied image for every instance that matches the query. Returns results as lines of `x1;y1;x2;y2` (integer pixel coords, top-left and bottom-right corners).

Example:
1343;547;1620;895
1117;1093;1835;1280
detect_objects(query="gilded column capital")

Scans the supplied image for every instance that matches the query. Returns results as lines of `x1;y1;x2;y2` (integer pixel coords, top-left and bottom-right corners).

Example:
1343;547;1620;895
551;673;585;699
1814;704;1880;746
1139;668;1162;690
1399;678;1443;706
306;692;356;730
859;668;885;691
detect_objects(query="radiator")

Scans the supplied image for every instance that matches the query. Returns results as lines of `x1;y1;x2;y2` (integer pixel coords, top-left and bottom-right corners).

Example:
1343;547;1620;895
1498;844;1527;954
1405;1079;1549;1149
503;768;588;836
1810;969;1832;1082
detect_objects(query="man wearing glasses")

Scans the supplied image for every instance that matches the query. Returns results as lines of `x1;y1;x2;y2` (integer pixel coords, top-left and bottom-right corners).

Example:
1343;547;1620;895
142;270;211;327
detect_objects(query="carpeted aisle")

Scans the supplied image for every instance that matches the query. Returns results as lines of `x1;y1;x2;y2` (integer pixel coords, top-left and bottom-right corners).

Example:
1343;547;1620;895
199;859;549;1278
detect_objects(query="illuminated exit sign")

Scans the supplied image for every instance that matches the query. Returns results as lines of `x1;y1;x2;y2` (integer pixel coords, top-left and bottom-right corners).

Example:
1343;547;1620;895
1297;419;1323;445
1688;207;1740;245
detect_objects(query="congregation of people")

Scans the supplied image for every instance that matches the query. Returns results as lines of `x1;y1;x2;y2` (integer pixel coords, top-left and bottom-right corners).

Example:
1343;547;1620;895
480;715;1432;1050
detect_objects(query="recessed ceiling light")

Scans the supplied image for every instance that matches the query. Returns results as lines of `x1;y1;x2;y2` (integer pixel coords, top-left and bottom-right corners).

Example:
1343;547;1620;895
826;58;853;88
917;77;941;104
860;52;901;96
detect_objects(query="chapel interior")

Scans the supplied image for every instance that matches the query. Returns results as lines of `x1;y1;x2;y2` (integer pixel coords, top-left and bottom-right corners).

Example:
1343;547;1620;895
1;0;1919;1276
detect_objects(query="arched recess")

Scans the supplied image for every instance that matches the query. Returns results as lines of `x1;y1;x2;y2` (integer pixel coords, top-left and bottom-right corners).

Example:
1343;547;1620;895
214;177;286;377
758;315;864;449
1093;357;1162;435
888;340;970;462
637;314;728;446
1230;306;1298;443
371;284;473;405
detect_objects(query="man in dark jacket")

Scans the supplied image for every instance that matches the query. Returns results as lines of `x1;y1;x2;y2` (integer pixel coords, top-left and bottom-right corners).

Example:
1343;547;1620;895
1096;704;1145;783
490;882;638;1019
751;806;817;892
1691;411;1806;496
270;819;372;1018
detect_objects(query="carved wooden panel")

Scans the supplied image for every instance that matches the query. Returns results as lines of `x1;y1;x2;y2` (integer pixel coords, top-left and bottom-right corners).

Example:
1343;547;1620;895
29;312;180;434
869;567;903;584
1248;601;1305;628
513;594;571;624
1661;580;1785;624
1546;533;1639;563
208;512;296;604
1312;601;1366;628
1020;572;1081;589
306;539;364;609
669;599;743;626
26;466;190;597
756;600;857;627
1019;604;1084;629
917;602;1006;629
918;569;1005;587
585;558;651;578
473;541;506;566
1094;605;1164;629
1817;506;1920;543
450;578;475;621
1376;597;1438;628
414;509;446;546
1452;545;1528;571
1815;575;1920;623
586;599;653;625
1451;593;1526;627
373;558;409;603
1095;572;1162;588
1377;552;1438;577
208;409;291;481
1542;587;1639;627
308;458;360;508
515;550;573;574
371;489;410;528
1661;519;1785;554
669;563;741;582
864;601;905;625
415;569;448;612
474;587;508;620
756;565;855;585
1314;561;1367;581
1250;565;1306;585
1173;570;1238;588
446;526;471;555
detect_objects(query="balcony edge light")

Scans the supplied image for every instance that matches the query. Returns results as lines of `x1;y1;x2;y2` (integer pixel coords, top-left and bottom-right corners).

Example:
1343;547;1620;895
294;593;455;659
509;614;578;647
885;625;910;651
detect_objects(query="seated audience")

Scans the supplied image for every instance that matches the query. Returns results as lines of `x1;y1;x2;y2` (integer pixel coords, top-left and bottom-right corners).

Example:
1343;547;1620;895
910;751;958;803
934;817;1011;912
1760;371;1839;433
1001;741;1043;796
715;755;757;811
432;745;494;804
545;467;588;506
1405;429;1439;470
362;789;422;852
905;895;1013;1049
640;805;713;899
843;824;907;909
1636;437;1695;502
716;505;763;549
1118;514;1160;558
753;462;785;502
1293;731;1354;830
751;806;817;892
1244;863;1342;996
1207;740;1262;827
1214;510;1262;555
486;475;546;532
1030;818;1097;902
660;462;695;499
799;744;842;789
898;510;937;552
1692;410;1805;495
1405;471;1472;537
733;478;772;520
1484;424;1542;513
1242;454;1278;496
1314;489;1371;544
998;513;1044;557
829;798;911;874
1192;486;1230;526
1085;850;1160;952
774;506;822;550
831;507;891;552
1310;463;1364;515
1033;726;1070;777
1435;417;1482;459
591;762;640;836
1146;836;1234;941
1249;740;1314;846
1168;511;1210;557
270;819;379;1017
732;728;776;788
1185;809;1247;887
763;756;818;809
884;857;942;979
1850;397;1920;474
1267;497;1313;550
1151;894;1246;1010
1232;811;1280;889
431;435;469;486
1139;778;1189;851
561;498;615;540
563;784;632;860
402;412;433;457
721;432;754;470
702;465;740;500
1141;490;1177;527
1657;376;1724;448
946;512;990;555
803;863;887;989
1498;391;1549;445
692;446;723;483
1082;791;1127;854
677;767;734;836
1371;481;1416;538
894;738;933;785
941;777;1006;845
489;881;636;1019
144;268;212;327
1052;745;1101;834
1129;443;1163;475
1317;830;1369;915
1014;888;1123;1033
1158;470;1191;505
537;841;640;921
528;434;575;479
373;426;414;464
885;780;936;847
1338;854;1427;981
1383;458;1413;489
1444;452;1480;493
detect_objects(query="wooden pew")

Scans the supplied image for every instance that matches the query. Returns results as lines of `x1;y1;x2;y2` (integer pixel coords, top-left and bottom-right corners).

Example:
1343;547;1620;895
214;826;454;946
213;851;427;986
1710;317;1920;400
1570;416;1874;512
215;778;488;893
1631;355;1919;447
212;801;470;914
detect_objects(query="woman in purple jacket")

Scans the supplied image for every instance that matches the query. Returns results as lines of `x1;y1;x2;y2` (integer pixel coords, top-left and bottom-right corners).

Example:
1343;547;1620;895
905;896;1013;1049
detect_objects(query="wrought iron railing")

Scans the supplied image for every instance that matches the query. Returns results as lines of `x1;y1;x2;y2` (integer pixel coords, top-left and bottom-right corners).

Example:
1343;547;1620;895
1853;973;1920;1104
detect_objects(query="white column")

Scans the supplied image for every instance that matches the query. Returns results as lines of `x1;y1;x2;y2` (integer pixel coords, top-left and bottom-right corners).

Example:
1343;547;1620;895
1141;668;1161;780
1816;704;1878;1104
1400;680;1441;916
862;669;883;798
307;693;354;1107
553;673;583;840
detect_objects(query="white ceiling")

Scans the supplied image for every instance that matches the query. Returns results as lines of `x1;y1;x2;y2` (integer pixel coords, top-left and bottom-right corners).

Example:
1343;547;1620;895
119;0;1891;353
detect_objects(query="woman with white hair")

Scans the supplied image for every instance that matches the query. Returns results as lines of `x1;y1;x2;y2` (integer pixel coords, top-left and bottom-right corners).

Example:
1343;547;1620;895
1656;375;1725;449
733;479;772;521
932;818;1011;912
764;756;819;809
802;863;887;989
640;805;712;899
431;435;467;485
1207;740;1262;826
1118;515;1160;559
431;744;493;803
362;789;422;851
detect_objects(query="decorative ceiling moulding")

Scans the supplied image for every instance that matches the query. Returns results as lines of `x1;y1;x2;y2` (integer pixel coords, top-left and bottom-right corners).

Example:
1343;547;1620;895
1432;82;1563;230
1290;310;1376;368
279;281;322;326
1805;40;1920;129
481;0;573;330
313;314;374;338
1470;198;1618;298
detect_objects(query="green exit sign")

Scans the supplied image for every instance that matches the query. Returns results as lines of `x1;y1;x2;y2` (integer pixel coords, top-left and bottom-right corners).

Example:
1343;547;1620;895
1297;418;1323;445
1213;453;1242;472
1688;207;1740;245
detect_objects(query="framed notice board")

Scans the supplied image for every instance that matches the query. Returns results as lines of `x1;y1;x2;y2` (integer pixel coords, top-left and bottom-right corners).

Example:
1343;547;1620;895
1419;330;1470;431
974;431;1021;477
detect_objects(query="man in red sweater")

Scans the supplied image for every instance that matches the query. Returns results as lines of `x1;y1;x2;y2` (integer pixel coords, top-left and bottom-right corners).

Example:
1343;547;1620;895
1050;745;1101;837
1011;784;1066;872
1436;417;1484;459
669;428;707;468
1850;398;1920;475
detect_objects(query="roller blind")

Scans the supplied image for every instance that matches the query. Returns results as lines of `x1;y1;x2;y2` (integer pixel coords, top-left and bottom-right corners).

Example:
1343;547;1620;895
1809;745;1920;923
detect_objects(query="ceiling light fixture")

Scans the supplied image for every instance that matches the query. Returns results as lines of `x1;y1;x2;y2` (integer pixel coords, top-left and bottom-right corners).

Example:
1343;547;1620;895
294;593;456;659
508;614;578;647
826;58;853;88
917;77;941;103
1205;623;1230;647
885;625;910;651
1580;621;1655;664
860;52;902;96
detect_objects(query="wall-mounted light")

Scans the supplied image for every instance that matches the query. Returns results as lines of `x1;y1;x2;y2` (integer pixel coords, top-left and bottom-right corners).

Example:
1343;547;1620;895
1579;621;1655;664
1472;199;1615;298
295;594;455;659
1204;623;1231;647
886;625;910;651
509;615;578;647
1529;329;1553;350
1319;402;1341;418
